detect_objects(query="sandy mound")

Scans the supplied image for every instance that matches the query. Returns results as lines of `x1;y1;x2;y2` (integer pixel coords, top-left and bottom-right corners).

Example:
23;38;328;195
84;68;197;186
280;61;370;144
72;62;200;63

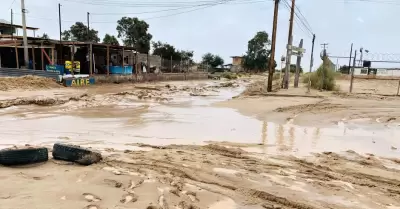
0;76;61;91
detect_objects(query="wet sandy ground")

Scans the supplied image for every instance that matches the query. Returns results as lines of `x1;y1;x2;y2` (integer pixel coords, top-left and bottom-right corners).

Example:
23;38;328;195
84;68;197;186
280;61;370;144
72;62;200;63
0;76;400;208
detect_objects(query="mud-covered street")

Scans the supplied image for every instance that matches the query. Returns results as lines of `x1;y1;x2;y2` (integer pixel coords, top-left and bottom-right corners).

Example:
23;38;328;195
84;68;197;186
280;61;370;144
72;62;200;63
0;75;400;209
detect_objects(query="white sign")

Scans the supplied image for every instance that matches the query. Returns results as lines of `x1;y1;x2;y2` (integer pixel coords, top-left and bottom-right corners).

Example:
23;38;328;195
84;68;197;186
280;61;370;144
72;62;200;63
287;45;306;53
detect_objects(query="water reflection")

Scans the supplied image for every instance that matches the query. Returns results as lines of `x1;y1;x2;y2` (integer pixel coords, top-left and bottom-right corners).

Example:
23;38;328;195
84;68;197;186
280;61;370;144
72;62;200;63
0;85;399;158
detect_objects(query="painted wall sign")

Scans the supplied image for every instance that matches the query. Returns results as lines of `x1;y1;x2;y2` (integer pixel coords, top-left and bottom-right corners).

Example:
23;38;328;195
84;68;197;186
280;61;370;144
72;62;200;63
63;77;95;87
46;64;65;75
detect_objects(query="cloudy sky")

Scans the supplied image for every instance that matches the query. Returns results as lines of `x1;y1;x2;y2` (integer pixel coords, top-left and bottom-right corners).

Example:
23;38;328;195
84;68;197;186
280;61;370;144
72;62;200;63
1;0;399;70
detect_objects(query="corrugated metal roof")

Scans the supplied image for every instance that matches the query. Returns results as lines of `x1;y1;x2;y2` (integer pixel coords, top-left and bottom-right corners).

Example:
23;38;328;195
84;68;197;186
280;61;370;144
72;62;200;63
0;19;11;24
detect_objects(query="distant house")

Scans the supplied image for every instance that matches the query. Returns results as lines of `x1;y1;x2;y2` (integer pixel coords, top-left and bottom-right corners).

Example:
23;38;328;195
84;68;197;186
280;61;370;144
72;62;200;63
0;19;38;37
230;56;244;72
231;56;243;66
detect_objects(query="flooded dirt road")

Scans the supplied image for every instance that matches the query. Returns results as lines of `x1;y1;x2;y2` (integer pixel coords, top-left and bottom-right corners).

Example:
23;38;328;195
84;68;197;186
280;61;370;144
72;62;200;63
0;76;400;209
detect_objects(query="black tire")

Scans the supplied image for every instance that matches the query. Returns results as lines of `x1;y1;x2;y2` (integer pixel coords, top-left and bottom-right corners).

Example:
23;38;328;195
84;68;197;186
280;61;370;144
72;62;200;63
52;143;102;165
0;147;49;166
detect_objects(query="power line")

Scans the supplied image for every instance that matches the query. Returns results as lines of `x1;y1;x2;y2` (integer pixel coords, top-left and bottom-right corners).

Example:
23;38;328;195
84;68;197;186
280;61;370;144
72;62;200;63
8;0;17;10
281;0;313;38
17;0;266;24
61;0;252;8
91;0;266;16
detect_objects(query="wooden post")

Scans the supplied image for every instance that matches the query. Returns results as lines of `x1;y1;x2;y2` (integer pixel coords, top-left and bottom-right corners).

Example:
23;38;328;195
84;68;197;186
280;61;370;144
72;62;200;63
32;46;36;69
147;53;150;74
89;43;93;75
135;52;138;75
122;47;125;67
14;41;19;68
170;55;172;73
41;42;44;70
349;50;357;93
107;46;110;75
51;47;55;65
71;43;75;75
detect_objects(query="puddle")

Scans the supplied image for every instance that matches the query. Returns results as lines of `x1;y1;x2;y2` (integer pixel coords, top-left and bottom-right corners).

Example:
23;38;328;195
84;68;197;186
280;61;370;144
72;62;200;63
0;82;399;158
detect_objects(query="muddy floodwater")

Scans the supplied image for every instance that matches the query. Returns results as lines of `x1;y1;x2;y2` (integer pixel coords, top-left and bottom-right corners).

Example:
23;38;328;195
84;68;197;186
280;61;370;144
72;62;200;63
0;80;399;158
1;78;400;209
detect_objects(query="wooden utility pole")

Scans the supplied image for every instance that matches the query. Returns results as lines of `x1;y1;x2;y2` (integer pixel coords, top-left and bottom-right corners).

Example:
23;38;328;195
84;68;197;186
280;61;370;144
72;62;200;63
294;39;303;87
307;34;316;92
87;12;90;41
349;50;357;93
283;0;296;89
348;43;353;74
21;0;29;68
267;0;280;92
59;3;63;65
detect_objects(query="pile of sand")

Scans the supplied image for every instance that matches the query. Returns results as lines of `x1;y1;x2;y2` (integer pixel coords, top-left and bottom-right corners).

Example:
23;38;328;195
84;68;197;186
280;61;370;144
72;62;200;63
0;76;61;91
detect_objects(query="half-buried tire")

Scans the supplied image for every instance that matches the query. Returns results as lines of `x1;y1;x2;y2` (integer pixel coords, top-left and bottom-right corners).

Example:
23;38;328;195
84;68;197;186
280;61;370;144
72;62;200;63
0;147;49;166
52;143;102;165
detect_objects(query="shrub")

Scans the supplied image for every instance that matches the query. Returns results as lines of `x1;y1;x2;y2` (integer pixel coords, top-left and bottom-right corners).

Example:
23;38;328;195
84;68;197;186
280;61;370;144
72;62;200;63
221;72;238;80
302;64;337;91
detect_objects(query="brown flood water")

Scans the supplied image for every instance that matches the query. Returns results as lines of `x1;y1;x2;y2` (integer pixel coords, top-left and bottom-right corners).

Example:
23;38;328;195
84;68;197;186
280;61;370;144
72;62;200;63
0;81;399;158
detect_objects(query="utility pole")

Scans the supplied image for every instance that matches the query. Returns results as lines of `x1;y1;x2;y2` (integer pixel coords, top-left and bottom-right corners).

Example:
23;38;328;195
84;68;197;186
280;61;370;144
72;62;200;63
349;50;357;93
87;12;90;41
348;43;353;74
58;4;62;43
294;39;303;88
21;0;29;68
307;34;315;92
59;3;62;65
267;0;280;92
283;0;296;89
11;9;13;40
321;43;328;51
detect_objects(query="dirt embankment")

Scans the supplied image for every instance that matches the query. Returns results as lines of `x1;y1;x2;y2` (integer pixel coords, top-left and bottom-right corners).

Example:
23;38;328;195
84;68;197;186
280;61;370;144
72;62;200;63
2;144;400;209
217;76;400;126
0;76;61;91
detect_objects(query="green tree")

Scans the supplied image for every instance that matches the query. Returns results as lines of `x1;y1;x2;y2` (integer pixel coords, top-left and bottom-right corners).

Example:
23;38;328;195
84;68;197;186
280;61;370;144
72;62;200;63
242;31;276;72
201;53;224;68
62;22;100;42
116;17;152;53
103;34;119;45
152;41;194;63
281;64;303;73
38;33;49;40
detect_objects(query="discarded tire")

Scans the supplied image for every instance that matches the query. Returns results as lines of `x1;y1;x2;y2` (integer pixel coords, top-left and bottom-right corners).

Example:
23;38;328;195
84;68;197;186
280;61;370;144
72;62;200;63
0;147;49;166
52;143;102;165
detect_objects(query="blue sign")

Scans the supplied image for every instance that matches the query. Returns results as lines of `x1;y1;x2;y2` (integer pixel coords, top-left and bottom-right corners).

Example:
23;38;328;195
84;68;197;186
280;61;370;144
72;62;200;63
46;65;65;75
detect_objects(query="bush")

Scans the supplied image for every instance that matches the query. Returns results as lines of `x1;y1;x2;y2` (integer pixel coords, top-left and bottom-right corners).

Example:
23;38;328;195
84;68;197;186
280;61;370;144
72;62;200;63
221;72;238;80
302;64;337;91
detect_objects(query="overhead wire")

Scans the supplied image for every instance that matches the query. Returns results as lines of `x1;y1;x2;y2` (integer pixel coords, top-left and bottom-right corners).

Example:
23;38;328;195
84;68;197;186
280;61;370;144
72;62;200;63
8;0;17;10
90;0;265;16
17;0;267;24
281;0;313;39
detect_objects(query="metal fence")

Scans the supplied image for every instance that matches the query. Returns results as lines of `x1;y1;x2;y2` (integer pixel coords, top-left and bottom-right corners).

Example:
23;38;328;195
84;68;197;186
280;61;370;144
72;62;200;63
0;68;60;79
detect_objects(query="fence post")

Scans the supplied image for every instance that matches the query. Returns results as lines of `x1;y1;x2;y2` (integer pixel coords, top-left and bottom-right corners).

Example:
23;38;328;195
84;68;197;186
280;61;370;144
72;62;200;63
170;55;172;73
349;50;357;93
147;53;150;74
106;46;110;76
